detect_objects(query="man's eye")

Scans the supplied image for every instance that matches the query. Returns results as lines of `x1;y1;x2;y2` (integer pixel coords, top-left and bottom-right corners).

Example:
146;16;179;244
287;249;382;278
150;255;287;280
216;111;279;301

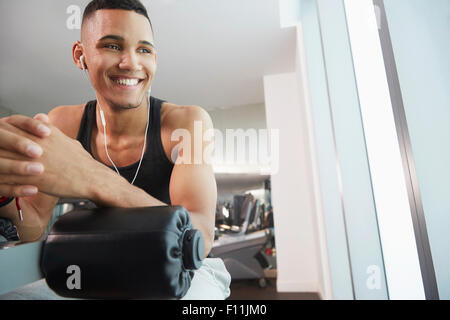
138;48;153;54
105;44;120;50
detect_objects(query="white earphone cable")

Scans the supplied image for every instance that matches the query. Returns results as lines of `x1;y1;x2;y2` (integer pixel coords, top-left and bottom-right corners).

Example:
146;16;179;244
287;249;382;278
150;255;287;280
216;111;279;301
98;94;150;185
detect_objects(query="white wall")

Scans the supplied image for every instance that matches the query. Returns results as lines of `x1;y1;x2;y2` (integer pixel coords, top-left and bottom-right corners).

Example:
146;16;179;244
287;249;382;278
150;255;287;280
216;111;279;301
207;103;267;132
264;71;328;297
208;104;269;203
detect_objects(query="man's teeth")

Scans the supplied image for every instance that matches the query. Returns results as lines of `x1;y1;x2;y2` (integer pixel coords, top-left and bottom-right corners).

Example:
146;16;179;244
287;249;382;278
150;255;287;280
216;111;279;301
114;78;139;86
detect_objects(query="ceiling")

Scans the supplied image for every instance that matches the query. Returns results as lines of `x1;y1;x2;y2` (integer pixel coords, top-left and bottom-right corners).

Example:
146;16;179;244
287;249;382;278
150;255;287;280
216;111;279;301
0;0;296;115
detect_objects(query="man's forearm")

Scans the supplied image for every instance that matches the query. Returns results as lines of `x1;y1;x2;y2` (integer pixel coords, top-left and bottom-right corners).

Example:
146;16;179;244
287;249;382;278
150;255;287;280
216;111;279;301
87;166;167;208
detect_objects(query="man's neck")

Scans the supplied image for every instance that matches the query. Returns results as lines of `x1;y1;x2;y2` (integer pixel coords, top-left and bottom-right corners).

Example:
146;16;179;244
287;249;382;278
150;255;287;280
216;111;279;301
94;95;149;141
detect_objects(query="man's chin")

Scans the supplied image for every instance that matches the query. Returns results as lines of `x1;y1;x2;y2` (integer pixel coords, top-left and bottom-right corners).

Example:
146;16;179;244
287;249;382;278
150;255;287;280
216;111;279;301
108;94;147;110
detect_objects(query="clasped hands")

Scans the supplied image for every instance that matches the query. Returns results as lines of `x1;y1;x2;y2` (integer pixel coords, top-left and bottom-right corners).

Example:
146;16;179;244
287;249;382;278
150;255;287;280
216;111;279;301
0;114;102;199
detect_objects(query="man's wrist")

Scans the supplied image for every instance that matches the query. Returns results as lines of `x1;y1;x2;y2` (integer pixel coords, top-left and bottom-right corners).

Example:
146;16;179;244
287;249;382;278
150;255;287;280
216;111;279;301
85;164;128;207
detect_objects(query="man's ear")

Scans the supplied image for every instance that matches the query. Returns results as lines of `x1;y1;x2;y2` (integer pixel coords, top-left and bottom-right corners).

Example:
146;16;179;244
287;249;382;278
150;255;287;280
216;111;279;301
72;41;84;70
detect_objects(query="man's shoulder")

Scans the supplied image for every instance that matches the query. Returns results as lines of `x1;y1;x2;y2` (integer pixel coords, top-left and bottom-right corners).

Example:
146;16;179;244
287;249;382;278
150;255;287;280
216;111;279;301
162;102;212;131
48;104;86;139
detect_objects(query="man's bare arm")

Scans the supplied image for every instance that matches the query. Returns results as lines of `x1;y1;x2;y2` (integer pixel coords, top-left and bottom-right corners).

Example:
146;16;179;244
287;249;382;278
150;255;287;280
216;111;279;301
168;106;217;257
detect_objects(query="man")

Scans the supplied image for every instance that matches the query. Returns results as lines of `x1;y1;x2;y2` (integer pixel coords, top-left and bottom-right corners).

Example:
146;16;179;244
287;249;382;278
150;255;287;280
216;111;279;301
0;0;229;299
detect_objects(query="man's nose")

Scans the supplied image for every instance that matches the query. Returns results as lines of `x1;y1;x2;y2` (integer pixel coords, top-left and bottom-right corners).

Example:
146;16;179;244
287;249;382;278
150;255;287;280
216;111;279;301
118;50;142;71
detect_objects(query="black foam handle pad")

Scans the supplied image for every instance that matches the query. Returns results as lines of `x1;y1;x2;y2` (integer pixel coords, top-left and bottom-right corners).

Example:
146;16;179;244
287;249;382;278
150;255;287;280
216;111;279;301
40;205;204;299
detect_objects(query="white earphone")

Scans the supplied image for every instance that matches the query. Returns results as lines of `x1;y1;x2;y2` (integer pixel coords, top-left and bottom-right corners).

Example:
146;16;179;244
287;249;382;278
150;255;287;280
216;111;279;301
79;54;151;185
80;55;86;71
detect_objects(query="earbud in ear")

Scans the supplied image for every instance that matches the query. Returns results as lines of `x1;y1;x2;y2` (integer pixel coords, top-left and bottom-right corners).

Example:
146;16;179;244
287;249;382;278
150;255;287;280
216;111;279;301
80;56;86;71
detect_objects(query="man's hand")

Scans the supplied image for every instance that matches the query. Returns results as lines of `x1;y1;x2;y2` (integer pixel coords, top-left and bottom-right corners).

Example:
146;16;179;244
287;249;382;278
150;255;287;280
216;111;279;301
0;114;107;199
0;114;52;197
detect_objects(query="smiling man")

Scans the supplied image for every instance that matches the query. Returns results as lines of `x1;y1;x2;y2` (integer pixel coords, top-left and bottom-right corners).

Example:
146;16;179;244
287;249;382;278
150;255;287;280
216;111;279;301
0;0;230;299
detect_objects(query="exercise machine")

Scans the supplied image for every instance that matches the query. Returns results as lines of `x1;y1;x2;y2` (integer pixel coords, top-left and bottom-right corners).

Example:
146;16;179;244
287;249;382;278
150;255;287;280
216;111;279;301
211;194;272;288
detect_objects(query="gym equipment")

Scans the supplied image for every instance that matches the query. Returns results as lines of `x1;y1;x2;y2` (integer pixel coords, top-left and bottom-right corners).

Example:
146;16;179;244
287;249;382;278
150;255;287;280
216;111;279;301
41;205;204;299
212;194;271;286
212;229;270;286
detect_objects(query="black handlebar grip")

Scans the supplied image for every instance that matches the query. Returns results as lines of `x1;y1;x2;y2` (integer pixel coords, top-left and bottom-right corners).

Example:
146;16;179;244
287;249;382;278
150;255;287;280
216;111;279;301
40;206;204;299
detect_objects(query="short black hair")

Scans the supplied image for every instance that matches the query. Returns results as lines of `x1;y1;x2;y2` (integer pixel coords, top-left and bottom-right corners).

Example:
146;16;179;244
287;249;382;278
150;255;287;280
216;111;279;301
82;0;153;36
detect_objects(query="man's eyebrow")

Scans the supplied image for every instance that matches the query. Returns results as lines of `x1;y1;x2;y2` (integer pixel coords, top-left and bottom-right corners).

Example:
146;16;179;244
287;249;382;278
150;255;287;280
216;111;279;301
98;35;124;42
138;40;155;48
98;35;155;48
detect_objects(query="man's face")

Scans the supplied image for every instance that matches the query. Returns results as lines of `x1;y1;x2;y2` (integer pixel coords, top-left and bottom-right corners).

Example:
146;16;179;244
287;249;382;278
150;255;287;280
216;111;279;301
81;9;156;109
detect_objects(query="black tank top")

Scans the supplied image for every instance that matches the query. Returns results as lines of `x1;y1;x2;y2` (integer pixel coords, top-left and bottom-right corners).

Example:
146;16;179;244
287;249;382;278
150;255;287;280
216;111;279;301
76;96;174;205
